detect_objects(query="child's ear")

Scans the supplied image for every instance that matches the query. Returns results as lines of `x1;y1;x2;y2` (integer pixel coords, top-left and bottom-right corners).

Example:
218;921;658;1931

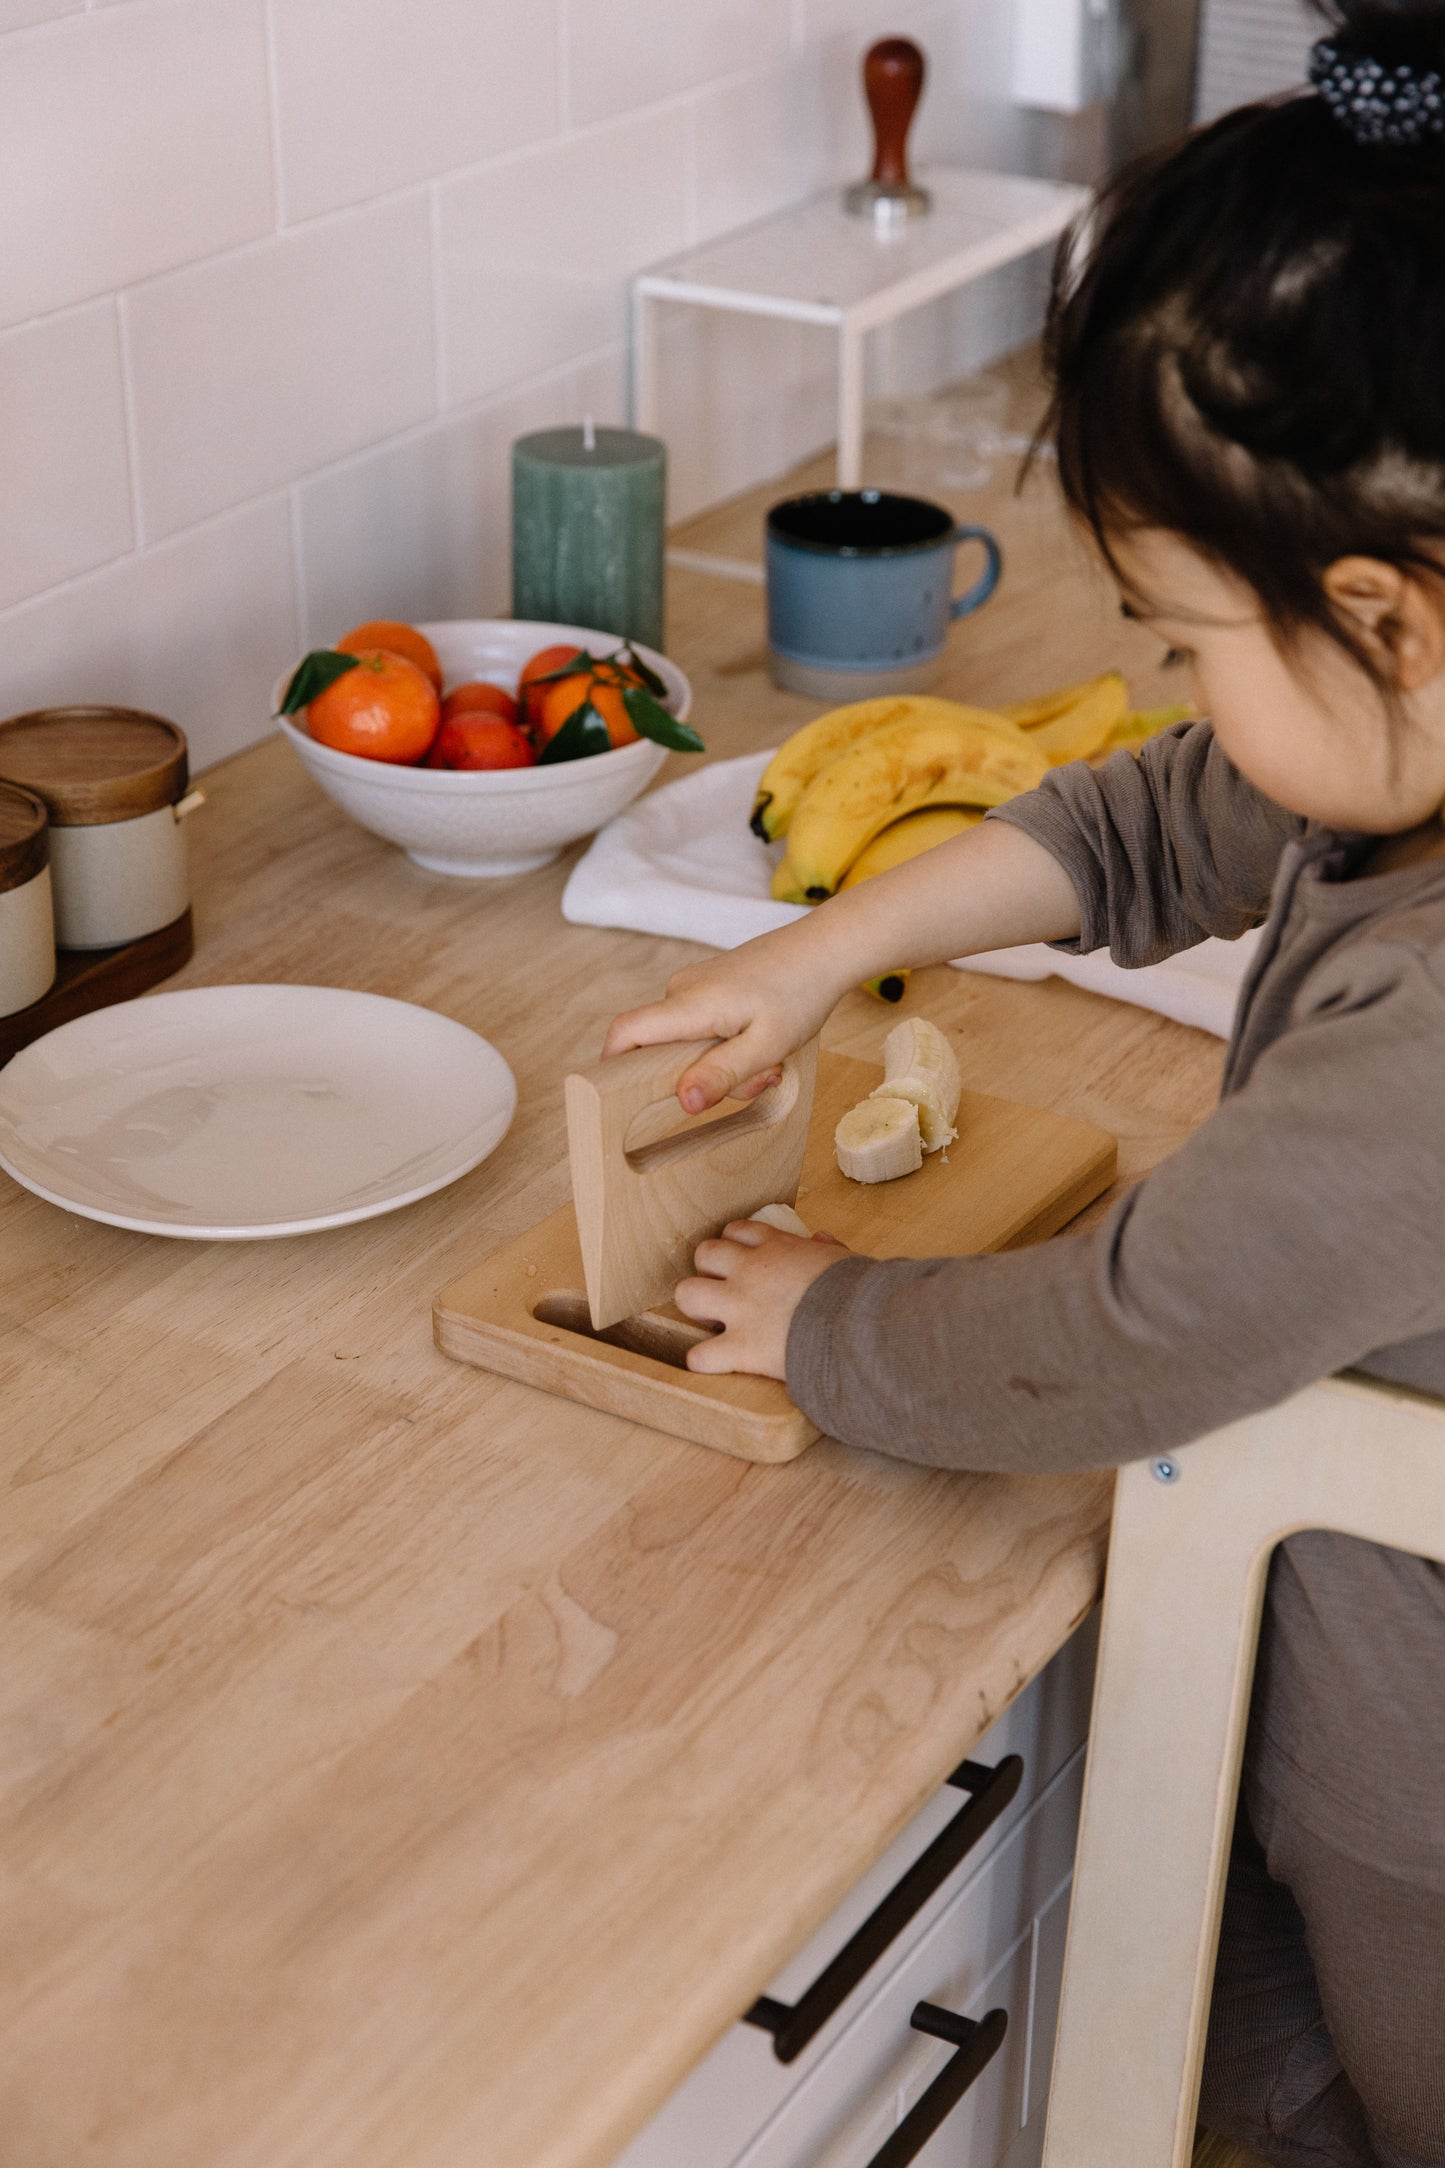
1323;556;1445;692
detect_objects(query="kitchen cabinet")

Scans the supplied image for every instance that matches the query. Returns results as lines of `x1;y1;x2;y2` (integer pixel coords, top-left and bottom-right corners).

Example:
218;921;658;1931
613;1616;1095;2168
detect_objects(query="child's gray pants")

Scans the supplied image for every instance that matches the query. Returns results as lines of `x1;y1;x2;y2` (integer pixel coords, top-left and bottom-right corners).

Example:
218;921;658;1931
1197;1790;1445;2167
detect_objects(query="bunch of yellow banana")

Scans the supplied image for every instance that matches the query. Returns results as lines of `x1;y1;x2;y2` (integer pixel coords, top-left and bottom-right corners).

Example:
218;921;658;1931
754;677;1195;1001
755;678;1196;903
761;699;1046;905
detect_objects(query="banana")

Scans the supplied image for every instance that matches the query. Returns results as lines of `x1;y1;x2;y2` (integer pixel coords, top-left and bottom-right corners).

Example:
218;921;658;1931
750;696;1026;843
749;1202;813;1237
1104;700;1195;751
840;805;983;888
872;1016;960;1152
861;971;910;1003
835;1096;922;1183
1000;671;1127;730
776;718;1047;900
1027;675;1131;764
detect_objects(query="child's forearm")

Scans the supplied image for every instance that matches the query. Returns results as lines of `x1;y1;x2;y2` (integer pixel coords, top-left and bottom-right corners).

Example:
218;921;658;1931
605;816;1083;1109
782;817;1083;998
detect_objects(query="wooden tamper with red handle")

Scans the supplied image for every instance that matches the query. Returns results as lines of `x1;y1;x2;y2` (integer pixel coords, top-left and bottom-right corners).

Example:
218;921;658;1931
844;37;932;222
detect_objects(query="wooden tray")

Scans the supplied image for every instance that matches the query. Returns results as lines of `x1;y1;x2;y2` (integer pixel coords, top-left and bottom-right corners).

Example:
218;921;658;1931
434;1052;1116;1462
0;908;193;1069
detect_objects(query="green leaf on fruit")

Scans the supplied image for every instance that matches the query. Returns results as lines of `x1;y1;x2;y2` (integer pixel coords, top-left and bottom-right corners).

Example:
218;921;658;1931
526;649;601;688
536;699;614;764
277;649;361;714
621;684;704;752
615;643;668;699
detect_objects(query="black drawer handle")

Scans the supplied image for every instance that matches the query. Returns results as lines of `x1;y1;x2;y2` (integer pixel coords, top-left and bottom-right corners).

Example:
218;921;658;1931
744;1753;1023;2063
863;2004;1008;2168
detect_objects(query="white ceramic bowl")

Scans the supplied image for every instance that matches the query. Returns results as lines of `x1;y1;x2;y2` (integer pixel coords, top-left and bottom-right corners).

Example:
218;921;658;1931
275;619;689;878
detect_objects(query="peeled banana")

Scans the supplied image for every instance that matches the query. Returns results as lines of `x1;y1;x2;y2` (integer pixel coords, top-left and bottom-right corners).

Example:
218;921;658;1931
840;805;983;888
835;1095;922;1183
775;719;1048;901
751;695;1027;843
872;1017;960;1153
749;1202;813;1237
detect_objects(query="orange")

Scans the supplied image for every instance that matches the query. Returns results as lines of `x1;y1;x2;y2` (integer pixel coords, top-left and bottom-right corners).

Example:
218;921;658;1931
308;650;439;764
337;619;443;693
440;681;519;728
535;665;642;751
426;715;536;770
518;644;585;732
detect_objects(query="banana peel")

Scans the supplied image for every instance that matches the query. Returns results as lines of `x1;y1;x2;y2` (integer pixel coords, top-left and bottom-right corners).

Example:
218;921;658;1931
751;694;1027;843
862;971;911;1002
776;718;1047;901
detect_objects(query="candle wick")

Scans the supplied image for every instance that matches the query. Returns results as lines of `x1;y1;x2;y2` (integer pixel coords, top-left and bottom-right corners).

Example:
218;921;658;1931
583;413;596;453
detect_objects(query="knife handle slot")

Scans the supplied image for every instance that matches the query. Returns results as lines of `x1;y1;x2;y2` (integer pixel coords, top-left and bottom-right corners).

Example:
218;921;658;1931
532;1291;716;1370
622;1063;801;1177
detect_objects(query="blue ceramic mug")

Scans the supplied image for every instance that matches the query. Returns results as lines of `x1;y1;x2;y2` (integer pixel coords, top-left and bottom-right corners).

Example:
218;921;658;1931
765;489;1002;699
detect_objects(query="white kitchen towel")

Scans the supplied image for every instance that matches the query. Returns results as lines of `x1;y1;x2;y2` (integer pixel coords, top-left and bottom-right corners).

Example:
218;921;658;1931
562;748;1257;1041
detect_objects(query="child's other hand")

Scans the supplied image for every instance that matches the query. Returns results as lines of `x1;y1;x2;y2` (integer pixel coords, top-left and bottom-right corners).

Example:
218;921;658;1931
676;1222;851;1379
604;944;837;1115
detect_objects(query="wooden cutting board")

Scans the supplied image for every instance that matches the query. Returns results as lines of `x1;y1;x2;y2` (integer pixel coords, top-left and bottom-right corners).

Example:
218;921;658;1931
434;1052;1116;1462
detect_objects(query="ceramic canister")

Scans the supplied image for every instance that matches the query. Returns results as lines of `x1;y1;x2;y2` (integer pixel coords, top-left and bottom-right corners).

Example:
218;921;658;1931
0;708;202;951
0;780;56;1018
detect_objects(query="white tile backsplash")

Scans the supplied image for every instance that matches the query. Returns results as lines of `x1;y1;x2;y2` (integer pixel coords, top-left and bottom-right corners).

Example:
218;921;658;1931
0;0;80;28
693;51;854;244
0;499;296;771
295;368;589;646
563;0;791;126
0;0;1093;773
438;109;690;408
125;196;436;542
271;0;562;225
0;0;273;329
0;303;133;613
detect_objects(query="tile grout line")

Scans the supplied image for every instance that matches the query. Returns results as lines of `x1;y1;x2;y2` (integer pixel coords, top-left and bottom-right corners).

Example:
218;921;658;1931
112;292;148;555
428;183;447;414
287;486;309;652
556;0;571;132
261;0;289;232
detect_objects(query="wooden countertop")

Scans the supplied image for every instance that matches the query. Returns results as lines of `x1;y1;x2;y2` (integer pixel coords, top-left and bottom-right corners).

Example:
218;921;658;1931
0;358;1224;2168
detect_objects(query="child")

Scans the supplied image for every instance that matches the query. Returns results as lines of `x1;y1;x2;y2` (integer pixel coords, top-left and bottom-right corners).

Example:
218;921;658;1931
604;5;1445;2161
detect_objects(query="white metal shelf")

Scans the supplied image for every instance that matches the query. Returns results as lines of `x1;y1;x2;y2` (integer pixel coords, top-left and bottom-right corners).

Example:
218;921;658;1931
631;168;1088;489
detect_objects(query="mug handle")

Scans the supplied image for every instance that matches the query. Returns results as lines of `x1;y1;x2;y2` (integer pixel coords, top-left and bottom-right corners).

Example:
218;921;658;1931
949;525;1003;619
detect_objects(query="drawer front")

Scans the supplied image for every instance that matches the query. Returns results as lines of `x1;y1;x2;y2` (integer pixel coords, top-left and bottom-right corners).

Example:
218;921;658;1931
612;1617;1094;2168
733;1751;1083;2168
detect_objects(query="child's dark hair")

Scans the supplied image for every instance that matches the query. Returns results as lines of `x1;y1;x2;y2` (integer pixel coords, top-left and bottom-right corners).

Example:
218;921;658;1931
1044;0;1445;675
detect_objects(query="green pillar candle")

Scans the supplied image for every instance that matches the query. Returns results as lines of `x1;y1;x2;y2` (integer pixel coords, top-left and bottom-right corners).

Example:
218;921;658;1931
511;423;666;652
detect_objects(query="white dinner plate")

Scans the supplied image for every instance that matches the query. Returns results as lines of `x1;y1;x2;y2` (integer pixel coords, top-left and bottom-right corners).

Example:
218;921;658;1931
0;985;516;1238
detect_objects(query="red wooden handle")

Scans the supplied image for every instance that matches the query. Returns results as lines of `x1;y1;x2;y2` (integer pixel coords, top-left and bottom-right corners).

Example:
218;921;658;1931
863;37;926;188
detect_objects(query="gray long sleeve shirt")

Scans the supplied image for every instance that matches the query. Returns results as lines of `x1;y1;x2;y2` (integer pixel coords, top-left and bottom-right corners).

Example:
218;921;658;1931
787;722;1445;1887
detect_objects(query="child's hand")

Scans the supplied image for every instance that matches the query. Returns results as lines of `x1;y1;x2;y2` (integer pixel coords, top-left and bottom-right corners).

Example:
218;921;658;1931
676;1222;852;1379
604;943;841;1114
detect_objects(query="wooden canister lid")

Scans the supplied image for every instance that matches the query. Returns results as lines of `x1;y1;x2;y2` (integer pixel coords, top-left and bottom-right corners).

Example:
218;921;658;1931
0;779;48;894
0;706;188;827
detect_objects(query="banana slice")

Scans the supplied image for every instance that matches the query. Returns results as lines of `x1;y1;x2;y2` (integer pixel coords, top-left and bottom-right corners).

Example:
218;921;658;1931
872;1017;960;1153
749;1202;813;1237
835;1096;922;1183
